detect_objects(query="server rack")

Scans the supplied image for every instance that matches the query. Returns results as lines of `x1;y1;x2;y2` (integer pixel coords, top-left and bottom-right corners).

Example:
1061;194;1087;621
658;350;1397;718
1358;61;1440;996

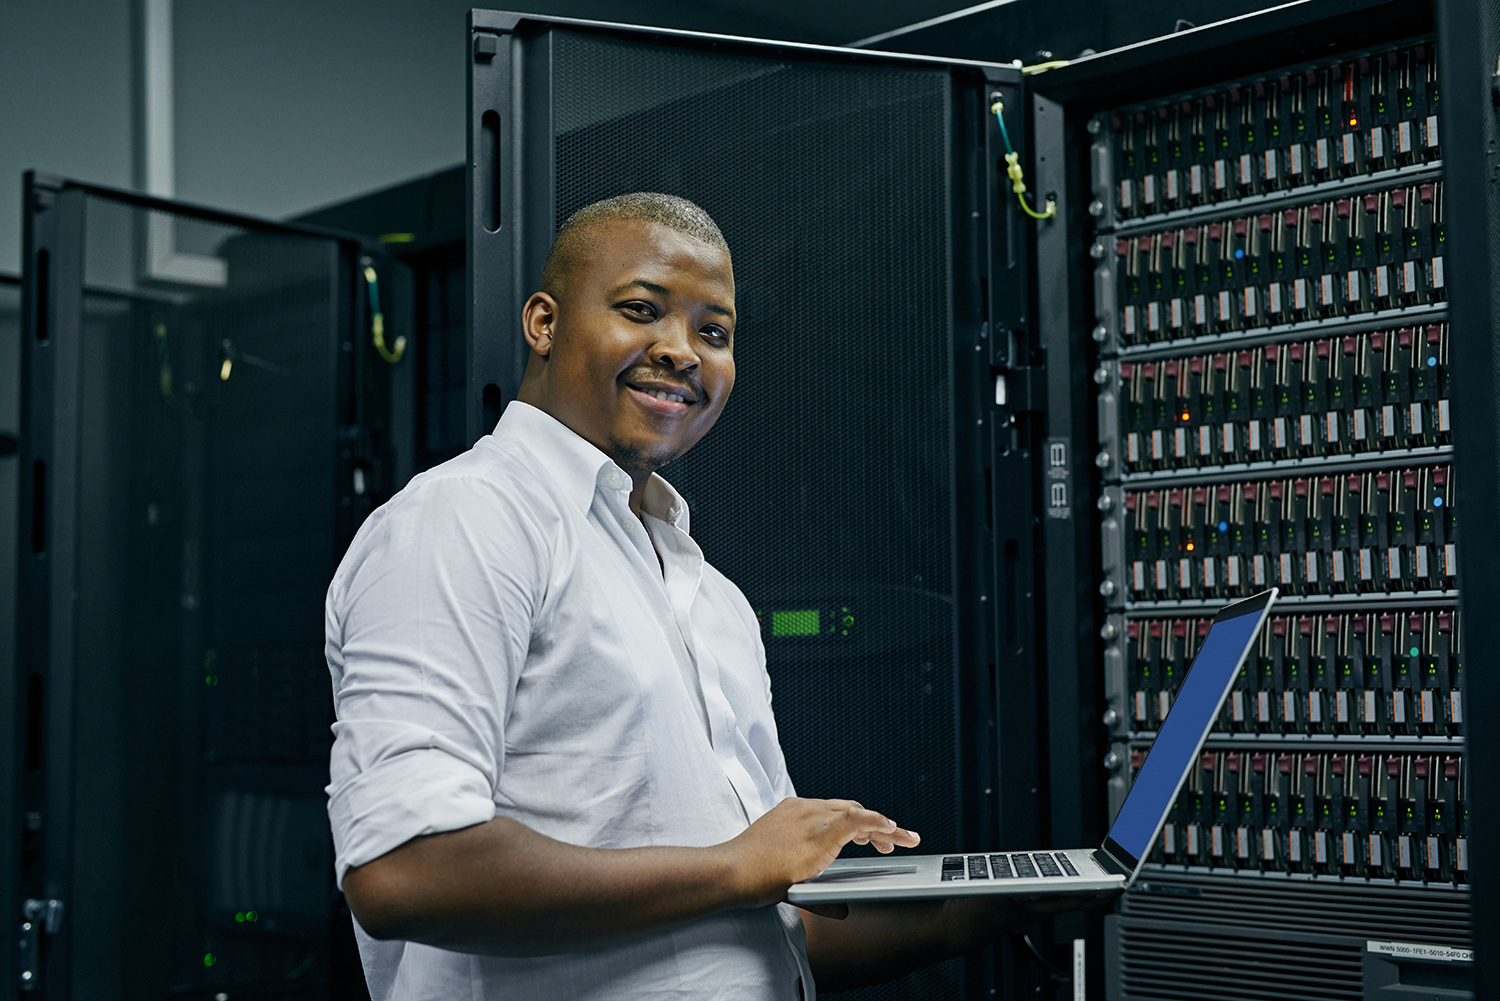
12;176;392;999
1010;0;1493;996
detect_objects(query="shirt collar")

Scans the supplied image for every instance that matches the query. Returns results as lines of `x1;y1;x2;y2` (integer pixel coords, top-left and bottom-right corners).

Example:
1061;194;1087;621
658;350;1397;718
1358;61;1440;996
491;401;691;533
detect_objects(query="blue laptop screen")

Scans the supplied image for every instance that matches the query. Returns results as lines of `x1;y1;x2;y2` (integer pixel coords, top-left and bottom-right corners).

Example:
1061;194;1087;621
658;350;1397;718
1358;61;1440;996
1103;608;1265;862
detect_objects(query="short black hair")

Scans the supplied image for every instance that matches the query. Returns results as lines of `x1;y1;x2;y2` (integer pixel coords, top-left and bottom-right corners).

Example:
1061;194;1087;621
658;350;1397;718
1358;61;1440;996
540;193;729;299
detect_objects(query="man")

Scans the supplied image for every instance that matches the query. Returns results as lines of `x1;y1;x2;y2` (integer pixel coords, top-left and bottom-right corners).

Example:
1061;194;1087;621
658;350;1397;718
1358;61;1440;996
327;193;1086;1000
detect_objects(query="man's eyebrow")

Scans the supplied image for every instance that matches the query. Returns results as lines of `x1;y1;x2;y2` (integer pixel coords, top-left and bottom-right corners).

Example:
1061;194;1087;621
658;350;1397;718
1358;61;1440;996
610;280;736;320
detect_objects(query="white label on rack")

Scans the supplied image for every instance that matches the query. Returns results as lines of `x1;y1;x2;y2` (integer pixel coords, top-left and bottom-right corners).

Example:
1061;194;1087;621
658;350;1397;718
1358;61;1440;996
1178;558;1192;590
1304;552;1319;584
1222;422;1236;453
1123;305;1137;337
1242;287;1257;319
1391;691;1407;724
1375;264;1391;297
1409;402;1424;436
1425;115;1440;149
1443;543;1457;576
1253;554;1268;586
1324;412;1341;444
1151;429;1164;460
1380;405;1397;437
1299;414;1314;446
1364;689;1379;723
1426;835;1441;869
1314;830;1329;863
1358;548;1374;581
1278;552;1293;585
1119;179;1134;211
1294;278;1309;310
1341;133;1357;166
1248;419;1262;452
1336;690;1351;723
1211;825;1225;857
1456;838;1469;872
1398;834;1413;868
1158;690;1171;722
1194;294;1208;325
1320;274;1336;306
1190;164;1204;196
1386;546;1403;581
1331;550;1346;583
1268;282;1283;314
1283;691;1297;723
1273;417;1289;449
1437;399;1451;432
1213;159;1228;190
1198;425;1213;457
1415;544;1430;578
1368;834;1382;868
1367;941;1472;964
1398;121;1414;154
1263;151;1278;182
1131;561;1146;592
1257;690;1271;722
1431;256;1445;289
1154;559;1168;591
1126;432;1141;464
1171;297;1185;328
1289;143;1304;176
1173;427;1187;458
1236;827;1251;859
1262;828;1277;860
1402;260;1418;294
1346;269;1361;303
1342;831;1356;864
1218;290;1233;322
1420;689;1436;723
1203;557;1217;589
1230;690;1246;722
1450;690;1463;724
1353;408;1368;441
1226;555;1241;587
1166;169;1180;201
1187;824;1201;855
1147;301;1161;331
1163;823;1177;854
1134;691;1149;721
1369;126;1385;160
1239;153;1252;186
1307;691;1322;723
1288;830;1302;863
1142;174;1156;206
1315;138;1331;169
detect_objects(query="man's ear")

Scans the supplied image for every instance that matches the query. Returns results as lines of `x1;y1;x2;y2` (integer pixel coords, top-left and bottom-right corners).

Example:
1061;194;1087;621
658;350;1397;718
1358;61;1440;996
522;292;560;357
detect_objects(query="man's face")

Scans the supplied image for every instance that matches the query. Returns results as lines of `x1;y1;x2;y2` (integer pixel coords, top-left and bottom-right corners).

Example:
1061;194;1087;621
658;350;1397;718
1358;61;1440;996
522;219;736;475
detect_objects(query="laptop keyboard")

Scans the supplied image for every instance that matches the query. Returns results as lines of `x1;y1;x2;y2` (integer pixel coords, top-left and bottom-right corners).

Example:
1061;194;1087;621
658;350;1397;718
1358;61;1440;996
940;852;1080;881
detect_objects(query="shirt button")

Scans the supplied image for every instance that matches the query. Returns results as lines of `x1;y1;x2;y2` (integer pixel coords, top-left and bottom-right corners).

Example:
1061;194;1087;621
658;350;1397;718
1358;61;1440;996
621;518;635;532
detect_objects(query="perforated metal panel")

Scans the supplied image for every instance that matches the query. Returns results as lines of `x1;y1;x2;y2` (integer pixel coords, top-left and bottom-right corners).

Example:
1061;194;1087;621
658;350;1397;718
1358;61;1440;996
546;29;964;1001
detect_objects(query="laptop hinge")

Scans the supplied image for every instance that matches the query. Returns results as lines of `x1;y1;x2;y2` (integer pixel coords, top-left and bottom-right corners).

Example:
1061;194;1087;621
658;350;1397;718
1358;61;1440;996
1092;848;1133;877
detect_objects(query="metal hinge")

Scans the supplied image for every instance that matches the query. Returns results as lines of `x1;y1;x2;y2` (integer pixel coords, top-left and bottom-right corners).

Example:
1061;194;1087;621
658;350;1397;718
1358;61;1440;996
19;899;63;991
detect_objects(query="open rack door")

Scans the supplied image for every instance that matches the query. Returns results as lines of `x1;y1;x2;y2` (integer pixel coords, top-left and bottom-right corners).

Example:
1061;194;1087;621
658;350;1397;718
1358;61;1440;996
14;175;386;999
467;13;1047;1000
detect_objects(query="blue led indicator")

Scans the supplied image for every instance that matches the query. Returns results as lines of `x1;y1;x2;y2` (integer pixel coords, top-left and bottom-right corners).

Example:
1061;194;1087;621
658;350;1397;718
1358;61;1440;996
1427;357;1438;367
1218;521;1229;532
1234;248;1245;259
1434;497;1444;507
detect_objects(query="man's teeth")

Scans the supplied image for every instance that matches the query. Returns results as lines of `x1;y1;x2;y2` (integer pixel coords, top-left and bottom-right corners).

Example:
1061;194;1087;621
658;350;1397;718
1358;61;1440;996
649;390;686;403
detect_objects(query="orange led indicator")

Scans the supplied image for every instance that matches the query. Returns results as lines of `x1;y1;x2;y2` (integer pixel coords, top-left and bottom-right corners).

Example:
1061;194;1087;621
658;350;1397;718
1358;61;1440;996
1181;411;1191;421
1185;542;1196;552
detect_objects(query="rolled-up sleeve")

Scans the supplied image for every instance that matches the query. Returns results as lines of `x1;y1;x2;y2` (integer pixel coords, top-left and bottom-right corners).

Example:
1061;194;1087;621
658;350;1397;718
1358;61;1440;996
324;474;543;887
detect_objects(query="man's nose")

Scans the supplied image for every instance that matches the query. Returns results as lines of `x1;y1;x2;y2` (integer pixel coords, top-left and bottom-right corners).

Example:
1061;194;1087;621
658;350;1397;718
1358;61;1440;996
650;320;701;371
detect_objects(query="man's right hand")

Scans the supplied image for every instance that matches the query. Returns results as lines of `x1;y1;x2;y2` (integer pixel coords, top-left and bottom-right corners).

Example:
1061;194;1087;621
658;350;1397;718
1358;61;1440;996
721;797;921;910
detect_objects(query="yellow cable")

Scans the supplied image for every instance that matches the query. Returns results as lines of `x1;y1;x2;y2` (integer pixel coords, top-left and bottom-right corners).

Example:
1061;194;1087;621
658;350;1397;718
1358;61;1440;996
991;101;1057;221
1021;59;1072;76
363;264;406;364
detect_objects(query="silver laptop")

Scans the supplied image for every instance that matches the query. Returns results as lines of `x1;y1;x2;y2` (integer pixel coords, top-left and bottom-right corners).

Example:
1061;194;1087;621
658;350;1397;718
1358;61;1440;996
787;589;1278;904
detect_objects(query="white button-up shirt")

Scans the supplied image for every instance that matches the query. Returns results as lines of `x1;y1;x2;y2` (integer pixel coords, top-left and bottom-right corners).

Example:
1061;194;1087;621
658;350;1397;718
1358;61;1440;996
325;401;811;1000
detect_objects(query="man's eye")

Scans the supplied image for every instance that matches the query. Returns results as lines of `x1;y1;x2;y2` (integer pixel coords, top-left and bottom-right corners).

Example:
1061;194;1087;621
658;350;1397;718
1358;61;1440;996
702;325;729;343
622;301;657;319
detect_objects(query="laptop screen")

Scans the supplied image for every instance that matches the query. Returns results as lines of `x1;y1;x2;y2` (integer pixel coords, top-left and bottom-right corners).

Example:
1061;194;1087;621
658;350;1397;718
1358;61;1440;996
1102;605;1267;866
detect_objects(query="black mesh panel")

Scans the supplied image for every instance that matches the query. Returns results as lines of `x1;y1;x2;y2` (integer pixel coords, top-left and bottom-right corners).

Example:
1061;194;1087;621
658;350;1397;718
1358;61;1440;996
551;31;961;1001
65;195;340;997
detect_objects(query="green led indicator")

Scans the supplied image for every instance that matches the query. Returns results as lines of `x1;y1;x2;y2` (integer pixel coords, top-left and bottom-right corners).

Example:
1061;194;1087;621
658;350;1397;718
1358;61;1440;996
771;610;820;637
1409;647;1420;657
203;953;216;968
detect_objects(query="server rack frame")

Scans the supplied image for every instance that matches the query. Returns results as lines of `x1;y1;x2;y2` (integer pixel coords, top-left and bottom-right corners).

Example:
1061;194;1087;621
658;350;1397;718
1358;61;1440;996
1022;0;1491;995
465;13;1060;999
13;173;385;999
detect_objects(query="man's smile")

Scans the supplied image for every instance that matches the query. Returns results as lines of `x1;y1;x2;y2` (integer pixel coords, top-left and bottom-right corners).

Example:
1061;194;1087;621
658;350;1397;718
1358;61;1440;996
624;376;702;415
